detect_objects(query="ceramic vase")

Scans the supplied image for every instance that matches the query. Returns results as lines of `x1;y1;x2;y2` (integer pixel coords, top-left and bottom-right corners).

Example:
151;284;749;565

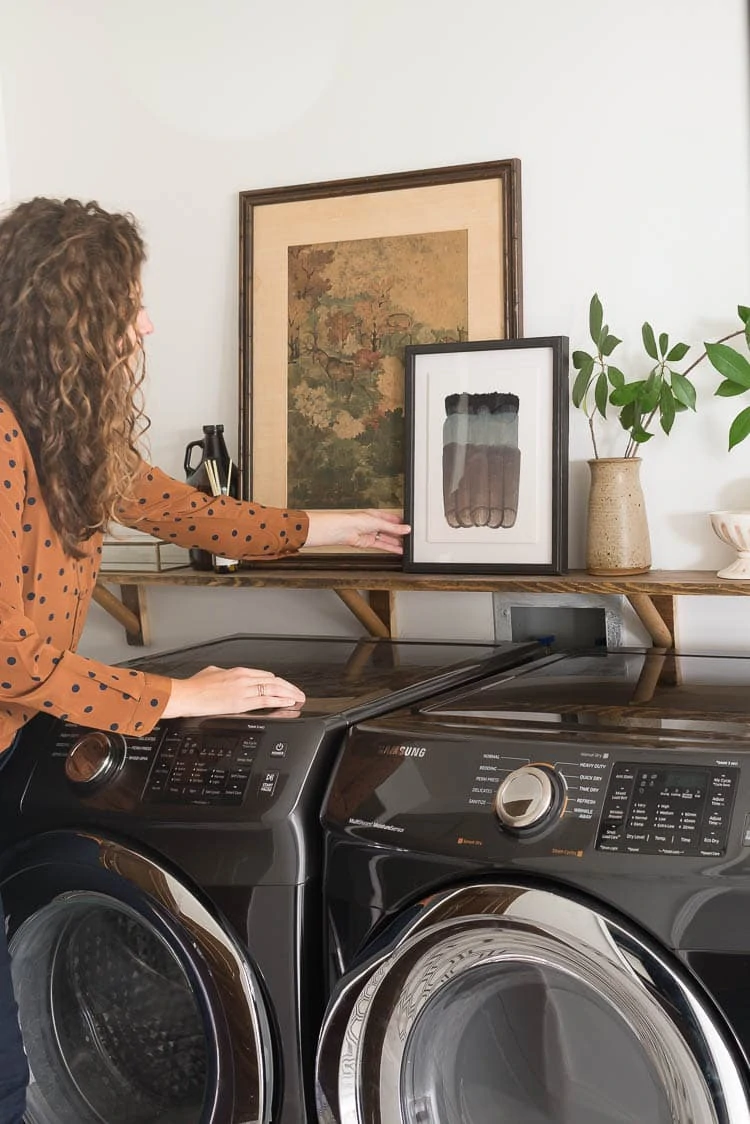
586;458;651;575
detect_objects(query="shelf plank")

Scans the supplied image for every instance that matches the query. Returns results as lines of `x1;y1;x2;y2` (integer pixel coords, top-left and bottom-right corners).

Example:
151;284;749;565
93;568;742;648
97;567;750;595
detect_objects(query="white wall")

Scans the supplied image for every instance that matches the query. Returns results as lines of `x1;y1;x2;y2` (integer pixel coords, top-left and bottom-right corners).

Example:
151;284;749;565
0;0;749;661
0;69;9;205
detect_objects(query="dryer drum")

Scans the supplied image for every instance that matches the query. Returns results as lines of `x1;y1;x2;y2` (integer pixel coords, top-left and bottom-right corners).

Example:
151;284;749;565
316;883;750;1124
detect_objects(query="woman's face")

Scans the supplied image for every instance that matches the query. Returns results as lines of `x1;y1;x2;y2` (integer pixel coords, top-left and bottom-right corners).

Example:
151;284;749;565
135;305;154;337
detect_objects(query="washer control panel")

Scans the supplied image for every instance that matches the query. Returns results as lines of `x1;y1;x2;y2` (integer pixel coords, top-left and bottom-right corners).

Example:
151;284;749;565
597;763;738;857
143;728;260;805
45;718;294;812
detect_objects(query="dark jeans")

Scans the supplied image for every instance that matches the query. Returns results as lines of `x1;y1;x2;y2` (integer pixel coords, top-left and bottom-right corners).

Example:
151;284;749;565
0;734;29;1124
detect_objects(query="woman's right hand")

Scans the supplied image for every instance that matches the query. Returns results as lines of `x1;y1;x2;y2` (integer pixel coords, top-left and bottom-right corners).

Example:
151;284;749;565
161;665;305;718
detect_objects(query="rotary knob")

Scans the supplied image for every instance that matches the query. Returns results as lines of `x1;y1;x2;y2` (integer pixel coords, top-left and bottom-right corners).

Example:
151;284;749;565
64;731;127;788
494;764;566;832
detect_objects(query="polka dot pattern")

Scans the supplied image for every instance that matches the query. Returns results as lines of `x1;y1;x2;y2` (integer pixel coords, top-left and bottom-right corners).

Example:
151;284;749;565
0;403;308;753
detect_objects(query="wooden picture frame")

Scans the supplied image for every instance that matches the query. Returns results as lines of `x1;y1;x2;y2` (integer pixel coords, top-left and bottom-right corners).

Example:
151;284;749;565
239;159;522;565
404;337;569;574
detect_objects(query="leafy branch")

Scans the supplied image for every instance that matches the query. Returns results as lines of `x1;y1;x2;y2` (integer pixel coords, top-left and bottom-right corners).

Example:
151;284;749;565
572;294;695;458
704;305;750;449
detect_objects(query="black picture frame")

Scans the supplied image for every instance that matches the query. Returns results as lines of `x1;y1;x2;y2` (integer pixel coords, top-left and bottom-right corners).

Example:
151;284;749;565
403;336;569;574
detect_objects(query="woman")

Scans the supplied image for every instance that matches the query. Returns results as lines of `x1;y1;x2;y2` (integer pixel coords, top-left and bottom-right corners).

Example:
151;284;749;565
0;195;408;1122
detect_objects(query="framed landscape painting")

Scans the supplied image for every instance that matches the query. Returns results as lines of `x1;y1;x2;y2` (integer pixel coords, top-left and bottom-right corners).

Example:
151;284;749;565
239;159;522;564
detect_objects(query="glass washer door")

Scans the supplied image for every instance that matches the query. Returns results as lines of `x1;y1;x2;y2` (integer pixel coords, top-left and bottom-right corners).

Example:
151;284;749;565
316;883;750;1124
1;830;274;1124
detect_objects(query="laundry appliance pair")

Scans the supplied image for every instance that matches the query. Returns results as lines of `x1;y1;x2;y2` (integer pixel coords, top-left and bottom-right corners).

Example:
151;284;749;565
0;632;537;1124
316;647;750;1124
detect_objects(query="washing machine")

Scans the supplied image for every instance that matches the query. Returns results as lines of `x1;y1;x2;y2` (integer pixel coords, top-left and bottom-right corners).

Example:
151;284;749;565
316;646;750;1124
0;632;538;1124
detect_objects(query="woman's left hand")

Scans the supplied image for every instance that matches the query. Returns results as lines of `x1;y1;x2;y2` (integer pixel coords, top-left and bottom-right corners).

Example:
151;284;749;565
304;510;410;554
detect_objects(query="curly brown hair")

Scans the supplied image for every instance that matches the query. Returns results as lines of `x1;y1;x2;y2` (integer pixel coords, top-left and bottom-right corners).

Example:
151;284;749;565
0;197;151;557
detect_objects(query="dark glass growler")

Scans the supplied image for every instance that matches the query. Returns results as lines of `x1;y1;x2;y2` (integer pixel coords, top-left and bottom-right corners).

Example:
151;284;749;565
184;424;237;571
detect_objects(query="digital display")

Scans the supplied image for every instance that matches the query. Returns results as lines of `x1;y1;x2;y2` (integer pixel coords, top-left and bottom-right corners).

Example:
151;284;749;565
653;769;707;790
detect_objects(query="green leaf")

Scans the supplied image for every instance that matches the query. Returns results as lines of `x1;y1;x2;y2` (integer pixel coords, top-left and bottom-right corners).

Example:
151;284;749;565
571;362;594;408
595;372;608;417
715;379;748;398
666;341;690;362
631;426;654;444
601;334;621;357
572;349;593;370
659;384;676;434
639;372;662;412
738;304;750;325
607;365;625;389
642;321;658;360
729;405;750;450
670;372;697;410
610;380;645;407
674;399;688;412
658;332;669;357
619;402;635;432
589;294;603;347
705;341;750;387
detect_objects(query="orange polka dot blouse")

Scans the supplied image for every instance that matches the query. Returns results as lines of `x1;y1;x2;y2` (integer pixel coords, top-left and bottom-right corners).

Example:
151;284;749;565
0;402;309;753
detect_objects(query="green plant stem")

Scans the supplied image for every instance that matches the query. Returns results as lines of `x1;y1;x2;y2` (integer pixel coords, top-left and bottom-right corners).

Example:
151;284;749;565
622;327;745;458
589;415;599;460
681;327;744;378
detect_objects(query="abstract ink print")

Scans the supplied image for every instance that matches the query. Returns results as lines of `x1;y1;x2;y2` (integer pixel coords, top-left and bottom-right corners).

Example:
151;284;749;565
442;392;520;528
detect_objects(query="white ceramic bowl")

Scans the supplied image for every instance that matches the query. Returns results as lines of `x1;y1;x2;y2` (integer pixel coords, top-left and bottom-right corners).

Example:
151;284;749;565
710;511;750;578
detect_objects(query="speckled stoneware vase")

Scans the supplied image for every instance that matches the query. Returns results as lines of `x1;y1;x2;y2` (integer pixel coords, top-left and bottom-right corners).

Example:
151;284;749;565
586;457;651;575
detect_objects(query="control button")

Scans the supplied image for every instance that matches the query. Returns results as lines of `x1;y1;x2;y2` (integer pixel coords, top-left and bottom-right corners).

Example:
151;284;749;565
259;770;279;796
270;741;288;758
495;765;565;831
226;772;249;796
65;731;127;788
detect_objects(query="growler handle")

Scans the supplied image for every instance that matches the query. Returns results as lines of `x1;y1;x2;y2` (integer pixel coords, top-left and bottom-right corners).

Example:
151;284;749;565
184;439;205;476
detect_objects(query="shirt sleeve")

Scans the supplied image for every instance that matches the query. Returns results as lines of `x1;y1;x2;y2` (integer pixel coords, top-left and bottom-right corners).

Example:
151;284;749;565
0;438;172;735
115;461;310;559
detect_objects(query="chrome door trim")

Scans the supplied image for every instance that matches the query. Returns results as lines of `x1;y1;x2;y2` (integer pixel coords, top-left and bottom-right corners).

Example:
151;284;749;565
3;830;274;1124
316;882;750;1124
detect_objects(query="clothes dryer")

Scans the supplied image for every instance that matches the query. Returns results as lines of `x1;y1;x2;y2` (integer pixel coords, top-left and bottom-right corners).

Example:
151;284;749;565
316;647;750;1124
0;633;536;1124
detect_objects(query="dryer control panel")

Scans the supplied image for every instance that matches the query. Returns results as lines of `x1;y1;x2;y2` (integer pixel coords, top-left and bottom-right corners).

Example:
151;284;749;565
327;724;746;862
597;762;737;856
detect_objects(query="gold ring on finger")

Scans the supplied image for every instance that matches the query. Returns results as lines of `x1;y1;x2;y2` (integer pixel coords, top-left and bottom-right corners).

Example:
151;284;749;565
258;682;265;697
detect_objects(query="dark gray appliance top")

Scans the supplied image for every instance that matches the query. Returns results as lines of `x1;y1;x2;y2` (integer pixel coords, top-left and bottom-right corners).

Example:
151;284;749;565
418;647;750;739
123;634;539;723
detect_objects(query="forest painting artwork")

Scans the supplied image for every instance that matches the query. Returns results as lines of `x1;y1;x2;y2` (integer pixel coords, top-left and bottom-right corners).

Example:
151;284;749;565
239;159;523;564
286;230;468;510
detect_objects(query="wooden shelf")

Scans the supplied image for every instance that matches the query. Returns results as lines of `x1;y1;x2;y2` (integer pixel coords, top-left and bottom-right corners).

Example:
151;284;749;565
92;567;747;649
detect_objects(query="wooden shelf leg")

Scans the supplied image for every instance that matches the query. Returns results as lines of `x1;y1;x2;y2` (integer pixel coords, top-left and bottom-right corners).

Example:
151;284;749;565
92;582;150;646
368;590;395;636
335;589;391;638
626;593;673;649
